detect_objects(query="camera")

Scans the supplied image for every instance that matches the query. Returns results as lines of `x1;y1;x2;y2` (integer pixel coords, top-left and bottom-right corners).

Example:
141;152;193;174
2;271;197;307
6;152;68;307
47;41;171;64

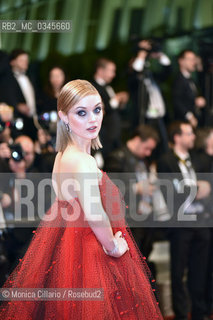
9;143;24;162
38;111;57;128
0;118;6;133
0;104;16;134
137;39;162;54
0;117;24;134
38;111;57;135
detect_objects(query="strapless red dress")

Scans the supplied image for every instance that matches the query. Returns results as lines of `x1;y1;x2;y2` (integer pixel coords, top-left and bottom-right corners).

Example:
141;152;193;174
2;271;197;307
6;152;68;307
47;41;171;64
0;171;163;319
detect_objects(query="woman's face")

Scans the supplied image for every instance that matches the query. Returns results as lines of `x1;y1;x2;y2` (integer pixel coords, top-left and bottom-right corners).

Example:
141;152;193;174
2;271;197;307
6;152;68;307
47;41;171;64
61;94;103;141
49;68;65;89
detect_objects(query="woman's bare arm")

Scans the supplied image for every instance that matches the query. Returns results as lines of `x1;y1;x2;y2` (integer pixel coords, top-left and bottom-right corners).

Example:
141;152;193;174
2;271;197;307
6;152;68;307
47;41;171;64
59;152;129;257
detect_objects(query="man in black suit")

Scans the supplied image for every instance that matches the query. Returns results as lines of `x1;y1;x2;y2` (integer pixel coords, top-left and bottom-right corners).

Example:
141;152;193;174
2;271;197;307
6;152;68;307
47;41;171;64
194;128;213;318
105;125;159;260
128;39;171;154
0;49;40;140
157;121;211;320
172;50;206;128
91;58;128;158
0;50;10;85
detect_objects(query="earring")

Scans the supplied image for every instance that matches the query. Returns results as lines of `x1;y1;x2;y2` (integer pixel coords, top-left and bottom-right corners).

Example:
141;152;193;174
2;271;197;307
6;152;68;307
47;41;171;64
65;122;71;133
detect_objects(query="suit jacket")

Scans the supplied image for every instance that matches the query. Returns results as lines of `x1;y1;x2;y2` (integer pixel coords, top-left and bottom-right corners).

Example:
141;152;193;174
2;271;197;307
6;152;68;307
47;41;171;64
91;79;121;158
1;70;32;113
172;71;197;120
91;79;121;136
91;80;114;116
0;51;10;78
105;145;150;226
0;67;41;140
157;149;208;227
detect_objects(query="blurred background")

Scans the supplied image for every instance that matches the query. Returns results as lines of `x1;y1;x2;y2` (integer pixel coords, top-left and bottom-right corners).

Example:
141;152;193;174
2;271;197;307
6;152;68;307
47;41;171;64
1;1;213;319
1;0;213;119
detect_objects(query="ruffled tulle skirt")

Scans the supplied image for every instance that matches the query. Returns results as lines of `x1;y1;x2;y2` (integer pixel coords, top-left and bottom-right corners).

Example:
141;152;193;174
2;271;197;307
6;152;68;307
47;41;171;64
0;177;163;319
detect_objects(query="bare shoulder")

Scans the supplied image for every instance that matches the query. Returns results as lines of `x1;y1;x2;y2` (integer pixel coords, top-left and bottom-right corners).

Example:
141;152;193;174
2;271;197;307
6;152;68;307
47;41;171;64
60;149;97;174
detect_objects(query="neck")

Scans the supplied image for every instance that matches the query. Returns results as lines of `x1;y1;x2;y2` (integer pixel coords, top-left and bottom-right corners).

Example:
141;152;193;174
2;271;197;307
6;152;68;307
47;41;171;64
12;67;24;74
68;133;91;154
180;68;191;78
174;145;188;156
53;87;61;98
94;75;106;85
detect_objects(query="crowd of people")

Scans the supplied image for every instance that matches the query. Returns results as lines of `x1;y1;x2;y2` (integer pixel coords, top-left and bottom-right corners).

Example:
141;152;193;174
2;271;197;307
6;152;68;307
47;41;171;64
0;40;213;319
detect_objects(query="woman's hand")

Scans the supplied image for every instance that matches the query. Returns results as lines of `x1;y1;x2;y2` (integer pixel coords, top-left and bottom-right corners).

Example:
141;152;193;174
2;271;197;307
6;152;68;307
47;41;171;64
0;143;10;159
103;231;129;258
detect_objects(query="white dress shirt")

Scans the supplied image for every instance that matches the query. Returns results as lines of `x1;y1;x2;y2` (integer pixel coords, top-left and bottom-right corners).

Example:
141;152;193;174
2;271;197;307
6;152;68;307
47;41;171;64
173;149;204;216
14;71;36;116
132;54;171;119
94;77;119;109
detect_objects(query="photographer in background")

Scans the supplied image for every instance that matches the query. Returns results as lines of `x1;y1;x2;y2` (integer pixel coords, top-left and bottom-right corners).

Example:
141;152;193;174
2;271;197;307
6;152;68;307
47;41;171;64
0;133;55;174
0;104;16;172
128;39;171;156
0;123;53;281
0;49;41;141
0;136;55;276
0;103;14;144
0;135;40;173
0;140;38;216
105;125;160;268
0;104;14;284
0;103;14;206
2;147;38;278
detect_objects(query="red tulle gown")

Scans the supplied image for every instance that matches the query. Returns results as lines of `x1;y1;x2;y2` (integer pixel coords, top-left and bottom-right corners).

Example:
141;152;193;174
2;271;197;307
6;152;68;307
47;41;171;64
0;171;163;319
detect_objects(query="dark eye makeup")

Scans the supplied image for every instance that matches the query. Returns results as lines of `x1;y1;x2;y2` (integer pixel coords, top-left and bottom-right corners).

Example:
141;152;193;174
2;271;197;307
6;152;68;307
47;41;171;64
77;110;86;116
77;105;102;117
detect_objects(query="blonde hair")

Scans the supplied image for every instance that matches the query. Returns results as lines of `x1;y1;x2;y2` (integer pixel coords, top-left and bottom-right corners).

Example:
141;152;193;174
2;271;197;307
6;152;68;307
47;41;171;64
56;79;103;152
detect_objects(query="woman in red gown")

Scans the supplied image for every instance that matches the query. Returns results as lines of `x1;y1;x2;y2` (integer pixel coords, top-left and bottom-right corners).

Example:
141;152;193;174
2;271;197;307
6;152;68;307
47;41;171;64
0;80;163;319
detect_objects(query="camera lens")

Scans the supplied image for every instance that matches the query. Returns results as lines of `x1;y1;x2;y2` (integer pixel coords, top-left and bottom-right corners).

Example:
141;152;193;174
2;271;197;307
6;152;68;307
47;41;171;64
10;144;24;162
14;118;24;130
0;119;6;133
11;150;21;161
42;112;50;121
